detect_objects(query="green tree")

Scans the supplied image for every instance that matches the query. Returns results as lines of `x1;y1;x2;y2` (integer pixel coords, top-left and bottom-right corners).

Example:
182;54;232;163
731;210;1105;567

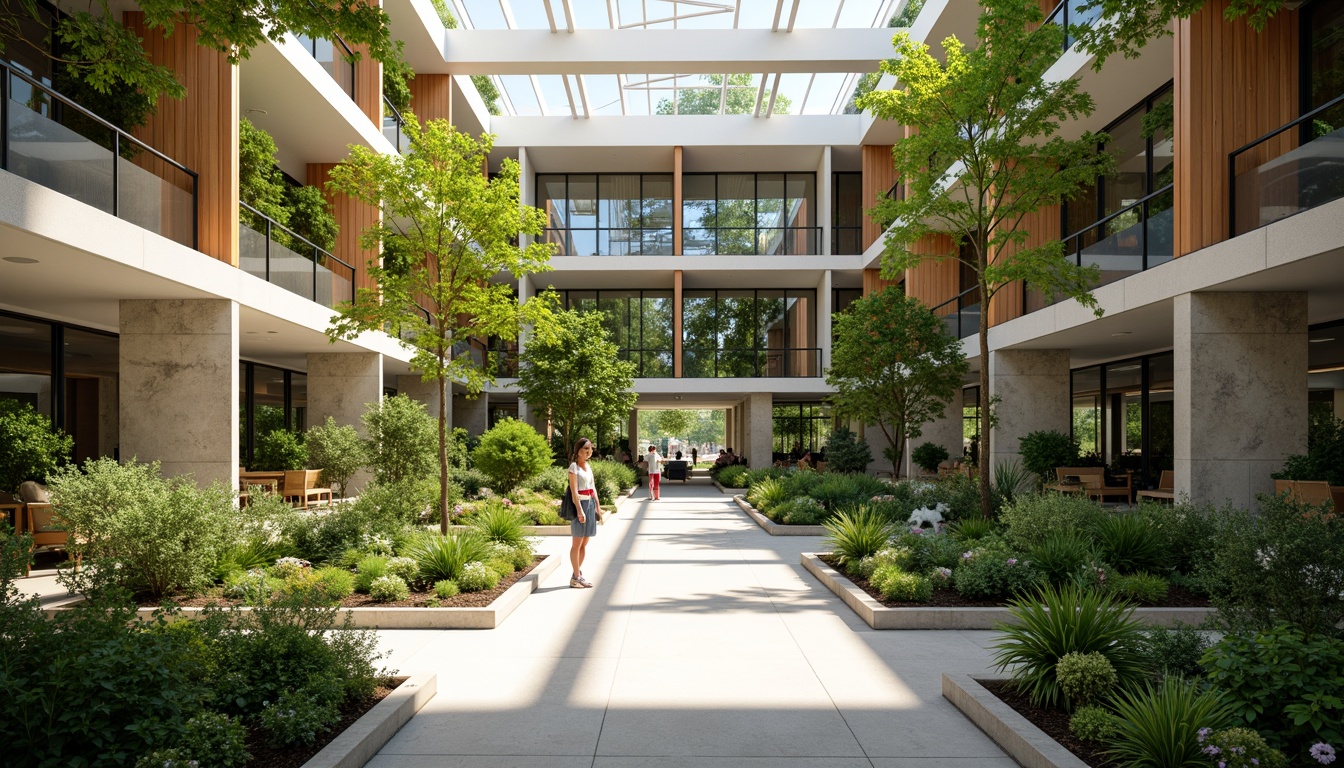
656;74;792;115
1074;0;1292;67
858;0;1114;517
362;394;436;486
687;410;726;449
516;309;638;461
305;416;366;498
471;419;554;492
652;410;694;440
327;119;555;532
827;288;968;476
0;401;72;491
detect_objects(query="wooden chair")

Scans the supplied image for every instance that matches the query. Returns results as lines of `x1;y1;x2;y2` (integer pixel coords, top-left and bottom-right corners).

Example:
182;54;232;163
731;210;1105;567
1049;467;1132;503
1136;470;1175;502
283;470;333;509
1276;479;1334;509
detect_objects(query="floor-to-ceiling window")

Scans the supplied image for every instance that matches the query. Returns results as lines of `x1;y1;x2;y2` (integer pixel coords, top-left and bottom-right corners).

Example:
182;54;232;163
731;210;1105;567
238;361;307;468
681;289;817;378
832;172;863;254
682;173;817;255
1070;353;1174;489
556;290;675;377
772;402;832;460
536;174;673;256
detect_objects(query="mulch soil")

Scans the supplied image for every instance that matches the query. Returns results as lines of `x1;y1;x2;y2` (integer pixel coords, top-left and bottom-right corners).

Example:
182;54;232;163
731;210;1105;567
244;678;400;768
977;679;1119;768
140;557;542;610
816;554;1210;609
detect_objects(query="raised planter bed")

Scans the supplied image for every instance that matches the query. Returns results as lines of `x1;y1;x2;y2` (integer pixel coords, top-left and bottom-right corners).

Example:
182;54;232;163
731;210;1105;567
733;495;827;536
714;481;748;495
447;490;634;536
300;672;436;768
801;553;1215;630
942;673;1089;768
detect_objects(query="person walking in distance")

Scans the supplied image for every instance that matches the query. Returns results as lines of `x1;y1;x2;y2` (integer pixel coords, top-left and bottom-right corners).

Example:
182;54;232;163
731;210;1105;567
646;444;664;501
567;437;603;588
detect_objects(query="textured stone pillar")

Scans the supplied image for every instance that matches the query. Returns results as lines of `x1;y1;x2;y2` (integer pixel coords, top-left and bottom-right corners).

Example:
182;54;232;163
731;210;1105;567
989;349;1071;473
746;392;773;469
396;374;443;420
454;392;489;436
1175;292;1307;507
628;410;639;457
119;299;238;486
308;352;382;492
901;387;964;478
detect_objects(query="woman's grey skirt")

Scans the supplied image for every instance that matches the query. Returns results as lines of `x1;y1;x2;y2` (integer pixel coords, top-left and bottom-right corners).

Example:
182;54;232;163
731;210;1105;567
570;497;598;538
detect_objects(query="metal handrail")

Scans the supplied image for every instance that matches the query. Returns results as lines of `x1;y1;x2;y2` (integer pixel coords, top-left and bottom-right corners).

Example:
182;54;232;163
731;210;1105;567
930;286;979;316
293;32;357;100
1228;91;1344;236
1;60;199;247
383;93;407;151
1060;183;1174;252
240;200;354;305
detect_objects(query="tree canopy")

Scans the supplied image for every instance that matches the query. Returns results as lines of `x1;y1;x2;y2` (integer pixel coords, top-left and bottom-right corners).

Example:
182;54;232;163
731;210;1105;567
1074;0;1291;67
656;74;792;115
515;308;638;462
326;118;555;531
827;288;968;476
858;0;1113;515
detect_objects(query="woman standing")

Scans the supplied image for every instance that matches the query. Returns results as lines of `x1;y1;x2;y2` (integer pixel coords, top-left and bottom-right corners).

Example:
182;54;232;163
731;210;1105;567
567;437;602;588
646;444;664;501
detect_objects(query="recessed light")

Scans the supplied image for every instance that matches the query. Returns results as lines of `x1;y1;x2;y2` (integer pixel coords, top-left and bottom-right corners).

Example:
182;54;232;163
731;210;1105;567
1310;337;1334;343
266;330;279;334
1110;331;1131;337
246;108;268;115
3;256;39;264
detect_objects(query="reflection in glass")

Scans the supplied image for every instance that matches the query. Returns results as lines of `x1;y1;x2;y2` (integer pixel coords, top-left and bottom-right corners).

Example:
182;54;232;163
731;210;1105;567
63;329;118;463
0;316;53;418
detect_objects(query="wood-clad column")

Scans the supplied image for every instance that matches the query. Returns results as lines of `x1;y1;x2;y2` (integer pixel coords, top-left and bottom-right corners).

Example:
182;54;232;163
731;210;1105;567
408;74;452;125
860;145;895;250
307;163;379;291
673;146;684;255
1174;0;1299;256
862;268;900;297
351;38;382;125
673;269;684;377
902;235;957;312
986;203;1058;327
125;13;238;265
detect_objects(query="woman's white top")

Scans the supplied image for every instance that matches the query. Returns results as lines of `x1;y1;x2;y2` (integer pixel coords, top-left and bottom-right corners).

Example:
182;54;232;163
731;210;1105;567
647;452;663;475
568;461;595;491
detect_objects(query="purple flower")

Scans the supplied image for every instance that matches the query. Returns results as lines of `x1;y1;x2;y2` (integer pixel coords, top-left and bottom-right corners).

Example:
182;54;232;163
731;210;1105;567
910;527;925;535
1195;728;1210;744
1006;558;1018;566
1311;743;1336;765
1204;745;1221;756
1252;759;1260;766
962;551;973;560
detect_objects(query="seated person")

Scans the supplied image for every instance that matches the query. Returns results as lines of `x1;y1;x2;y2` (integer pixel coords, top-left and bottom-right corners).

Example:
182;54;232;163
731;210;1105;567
713;449;730;468
797;451;814;470
674;451;683;460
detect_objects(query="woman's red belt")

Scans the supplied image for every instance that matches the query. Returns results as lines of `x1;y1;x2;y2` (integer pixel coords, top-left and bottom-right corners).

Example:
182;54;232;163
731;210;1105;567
578;488;596;497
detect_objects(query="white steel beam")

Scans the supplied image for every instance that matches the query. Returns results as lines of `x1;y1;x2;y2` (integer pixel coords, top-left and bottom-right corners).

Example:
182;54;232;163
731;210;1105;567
752;74;766;117
764;72;781;117
490;114;864;147
577;74;591;118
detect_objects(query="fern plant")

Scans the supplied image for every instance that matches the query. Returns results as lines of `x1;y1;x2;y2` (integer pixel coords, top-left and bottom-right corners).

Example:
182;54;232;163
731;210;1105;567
823;506;896;565
402;531;492;582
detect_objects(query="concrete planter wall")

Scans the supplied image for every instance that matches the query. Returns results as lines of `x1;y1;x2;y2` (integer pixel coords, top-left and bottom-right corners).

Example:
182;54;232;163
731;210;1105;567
303;672;437;768
733;495;827;536
801;553;1216;630
942;674;1089;768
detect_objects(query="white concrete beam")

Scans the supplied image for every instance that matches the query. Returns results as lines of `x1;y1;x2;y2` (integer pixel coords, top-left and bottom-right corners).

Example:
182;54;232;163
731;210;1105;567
491;114;864;148
437;29;896;75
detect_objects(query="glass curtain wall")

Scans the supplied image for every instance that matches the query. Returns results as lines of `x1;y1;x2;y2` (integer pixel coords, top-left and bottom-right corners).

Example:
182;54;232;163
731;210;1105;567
681;289;817;378
1070;353;1174;489
682;173;817;255
238;361;307;468
557;290;675;377
962;385;980;464
537;174;673;256
832;172;863;255
772;402;832;460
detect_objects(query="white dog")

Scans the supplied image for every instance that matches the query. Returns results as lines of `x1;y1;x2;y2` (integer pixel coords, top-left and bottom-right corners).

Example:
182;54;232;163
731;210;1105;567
907;502;949;531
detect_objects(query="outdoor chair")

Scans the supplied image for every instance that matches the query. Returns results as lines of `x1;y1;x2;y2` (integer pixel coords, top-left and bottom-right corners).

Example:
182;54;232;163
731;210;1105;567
1049;467;1132;503
1136;470;1175;502
282;470;333;509
1275;479;1334;509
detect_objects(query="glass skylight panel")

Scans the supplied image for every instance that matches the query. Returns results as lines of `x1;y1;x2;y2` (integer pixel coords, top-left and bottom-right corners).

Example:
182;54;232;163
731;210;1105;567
802;73;848;115
586;75;625;116
498;75;542;114
533;74;570;115
458;0;507;29
775;73;812;115
508;0;554;29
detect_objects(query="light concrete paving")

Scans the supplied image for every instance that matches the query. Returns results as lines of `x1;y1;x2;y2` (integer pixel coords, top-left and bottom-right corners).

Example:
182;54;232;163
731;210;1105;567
369;480;1008;767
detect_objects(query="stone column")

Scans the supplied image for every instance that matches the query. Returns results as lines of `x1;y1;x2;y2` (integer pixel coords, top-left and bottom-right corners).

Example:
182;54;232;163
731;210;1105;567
903;388;964;478
1174;292;1307;507
746;392;773;469
628;410;639;457
308;352;383;492
989;349;1071;473
454;392;489;436
119;299;238;487
396;374;444;420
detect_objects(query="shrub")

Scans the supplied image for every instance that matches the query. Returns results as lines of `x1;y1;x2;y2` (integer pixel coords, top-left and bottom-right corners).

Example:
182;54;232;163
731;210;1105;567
1110;572;1169;604
433;579;459;599
385;556;419;583
1092;513;1169;574
454;467;492;498
258;681;342;747
135;749;196;768
472;419;553;492
1000;492;1104;550
948;515;997;542
823;506;896;565
1139;624;1211;684
952;552;1042;600
311;567;355;602
525;465;569;497
282;495;417;564
0;399;72;490
911;442;949;474
775;497;828;525
253;429;308;471
991;583;1150;709
368;574;410;602
214;537;282;582
1273;411;1344;487
746;477;789;512
349;478;440;527
1145;501;1219;576
363;394;437;485
48;458;237;598
809;472;890;512
1200;624;1344;757
1018;429;1078;483
305;417;366;497
353;556;389;593
469;501;529;546
592;460;636;496
403;531;492;582
1055;651;1118;708
871;565;933;602
825;428;873;473
1201;728;1288;768
1106;679;1233;768
457;561;499;592
888;530;964;572
1199;493;1344;637
224;568;280;603
1029;532;1096;587
1070;705;1121;743
717;465;751;487
180;711;250;768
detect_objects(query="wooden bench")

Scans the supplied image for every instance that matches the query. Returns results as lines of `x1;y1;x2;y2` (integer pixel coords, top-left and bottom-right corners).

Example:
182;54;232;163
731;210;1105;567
1136;470;1175;503
283;470;333;509
1274;479;1335;509
1047;467;1132;503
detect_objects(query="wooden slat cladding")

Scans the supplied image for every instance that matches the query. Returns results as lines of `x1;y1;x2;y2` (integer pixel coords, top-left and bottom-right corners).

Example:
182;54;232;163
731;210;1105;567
351;40;382;126
862;268;901;297
673;146;683;255
307;163;379;292
987;203;1059;327
1174;0;1299;256
860;145;896;250
408;74;452;124
125;13;238;266
903;235;958;313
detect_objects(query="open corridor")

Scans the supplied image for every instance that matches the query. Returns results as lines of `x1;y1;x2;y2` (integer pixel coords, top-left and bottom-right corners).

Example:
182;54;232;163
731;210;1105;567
370;482;1014;767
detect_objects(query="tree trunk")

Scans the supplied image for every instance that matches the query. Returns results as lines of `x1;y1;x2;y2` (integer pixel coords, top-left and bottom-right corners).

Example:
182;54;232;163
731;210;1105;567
892;436;903;478
979;308;992;519
439;373;450;536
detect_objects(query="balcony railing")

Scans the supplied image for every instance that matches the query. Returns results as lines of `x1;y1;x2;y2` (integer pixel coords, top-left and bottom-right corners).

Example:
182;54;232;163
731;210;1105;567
1229;92;1344;237
682;227;822;256
681;347;823;378
1043;0;1103;51
1;61;198;248
1061;184;1175;289
831;226;863;255
383;95;410;154
293;33;356;101
930;287;981;340
239;201;354;308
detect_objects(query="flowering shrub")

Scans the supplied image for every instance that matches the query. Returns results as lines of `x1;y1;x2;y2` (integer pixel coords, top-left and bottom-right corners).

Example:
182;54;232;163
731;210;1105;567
1312;743;1338;765
258;683;341;747
1198;727;1288;768
953;550;1042;600
368;574;410;602
179;711;250;768
457;561;500;592
134;749;199;768
271;557;311;581
385;556;419;583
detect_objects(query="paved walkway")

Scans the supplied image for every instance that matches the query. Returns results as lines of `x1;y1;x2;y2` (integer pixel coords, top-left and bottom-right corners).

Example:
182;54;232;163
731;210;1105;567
370;481;1014;768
